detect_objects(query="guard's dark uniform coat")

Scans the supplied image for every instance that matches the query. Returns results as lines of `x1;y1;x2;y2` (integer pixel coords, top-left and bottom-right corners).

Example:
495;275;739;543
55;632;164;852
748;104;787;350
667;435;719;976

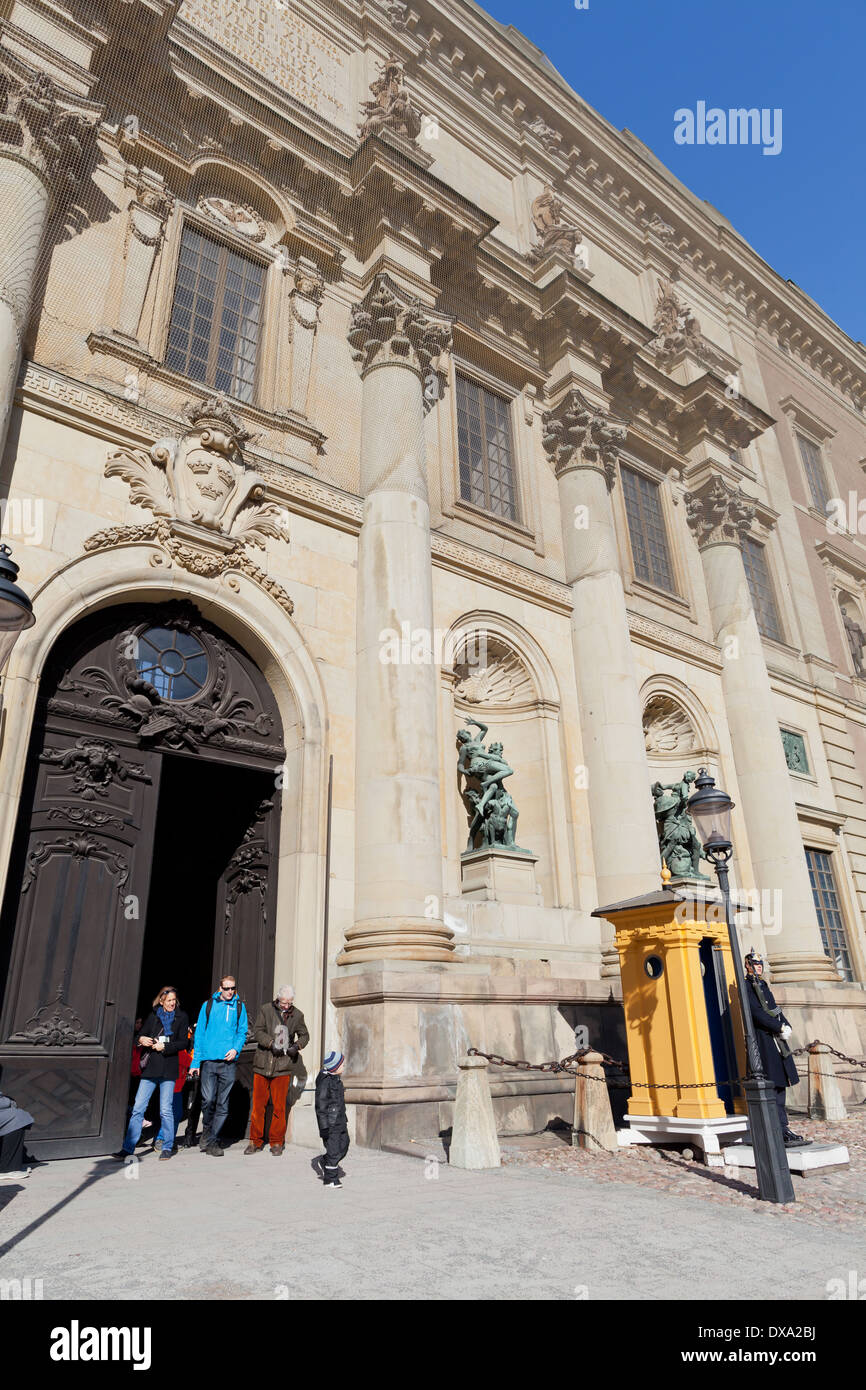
745;977;799;1088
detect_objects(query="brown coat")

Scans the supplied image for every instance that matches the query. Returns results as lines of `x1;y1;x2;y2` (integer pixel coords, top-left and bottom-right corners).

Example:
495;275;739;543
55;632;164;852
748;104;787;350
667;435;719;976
252;1000;310;1079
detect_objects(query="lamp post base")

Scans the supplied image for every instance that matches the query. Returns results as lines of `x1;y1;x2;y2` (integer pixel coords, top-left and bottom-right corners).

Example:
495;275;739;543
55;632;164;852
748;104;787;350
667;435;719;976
743;1077;796;1203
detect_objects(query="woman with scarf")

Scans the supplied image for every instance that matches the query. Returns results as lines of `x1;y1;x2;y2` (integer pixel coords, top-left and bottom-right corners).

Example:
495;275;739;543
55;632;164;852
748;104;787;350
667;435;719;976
115;986;189;1162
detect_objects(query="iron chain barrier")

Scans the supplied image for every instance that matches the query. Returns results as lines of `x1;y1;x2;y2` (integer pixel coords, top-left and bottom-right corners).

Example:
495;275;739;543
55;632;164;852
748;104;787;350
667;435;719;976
467;1040;866;1093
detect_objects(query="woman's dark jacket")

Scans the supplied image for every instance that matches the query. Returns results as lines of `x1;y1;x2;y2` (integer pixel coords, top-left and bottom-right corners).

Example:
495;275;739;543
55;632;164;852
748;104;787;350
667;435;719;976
252;1001;310;1079
745;979;799;1088
315;1071;347;1136
136;1010;190;1083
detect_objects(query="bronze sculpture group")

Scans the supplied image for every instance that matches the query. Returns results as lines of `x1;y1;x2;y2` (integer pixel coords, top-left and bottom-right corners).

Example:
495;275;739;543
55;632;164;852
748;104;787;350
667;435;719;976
457;718;527;853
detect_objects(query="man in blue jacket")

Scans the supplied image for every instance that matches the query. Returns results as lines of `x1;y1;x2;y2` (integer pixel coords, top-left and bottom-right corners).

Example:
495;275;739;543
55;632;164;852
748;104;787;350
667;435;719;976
189;976;248;1156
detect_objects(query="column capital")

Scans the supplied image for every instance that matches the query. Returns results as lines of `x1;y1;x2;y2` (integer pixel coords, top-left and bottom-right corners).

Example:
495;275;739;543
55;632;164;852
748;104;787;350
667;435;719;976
0;56;99;191
541;388;626;489
683;473;756;550
347;273;452;384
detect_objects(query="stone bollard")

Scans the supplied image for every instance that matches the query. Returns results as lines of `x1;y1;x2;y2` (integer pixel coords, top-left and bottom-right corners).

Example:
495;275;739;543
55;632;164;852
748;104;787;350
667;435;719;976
572;1051;619;1152
807;1043;848;1122
449;1054;501;1169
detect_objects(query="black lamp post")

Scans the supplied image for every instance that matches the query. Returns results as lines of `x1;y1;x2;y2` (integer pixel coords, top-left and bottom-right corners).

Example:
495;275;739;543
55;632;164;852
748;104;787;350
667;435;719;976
688;767;795;1205
0;543;34;675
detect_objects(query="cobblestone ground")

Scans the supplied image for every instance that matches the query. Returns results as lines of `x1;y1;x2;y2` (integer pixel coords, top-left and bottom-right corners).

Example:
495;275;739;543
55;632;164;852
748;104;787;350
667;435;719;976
500;1108;866;1229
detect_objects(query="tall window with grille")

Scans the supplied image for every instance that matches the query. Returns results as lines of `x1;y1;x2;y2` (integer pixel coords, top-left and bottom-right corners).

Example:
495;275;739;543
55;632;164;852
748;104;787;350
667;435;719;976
742;537;784;642
165;226;265;403
806;847;854;980
621;465;676;593
455;375;517;521
796;434;831;513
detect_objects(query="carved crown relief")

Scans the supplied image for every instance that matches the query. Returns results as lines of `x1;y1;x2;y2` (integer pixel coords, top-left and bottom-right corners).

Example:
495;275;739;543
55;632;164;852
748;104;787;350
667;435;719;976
643;695;698;756
541;388;627;489
85;395;294;615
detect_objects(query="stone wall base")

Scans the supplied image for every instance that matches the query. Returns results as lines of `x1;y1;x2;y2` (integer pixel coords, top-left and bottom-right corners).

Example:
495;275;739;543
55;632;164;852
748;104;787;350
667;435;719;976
329;961;866;1149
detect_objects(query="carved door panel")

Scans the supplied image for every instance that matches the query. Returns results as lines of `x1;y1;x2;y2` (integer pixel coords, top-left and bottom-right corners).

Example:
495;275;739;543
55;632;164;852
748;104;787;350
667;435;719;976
216;795;279;1035
0;728;162;1157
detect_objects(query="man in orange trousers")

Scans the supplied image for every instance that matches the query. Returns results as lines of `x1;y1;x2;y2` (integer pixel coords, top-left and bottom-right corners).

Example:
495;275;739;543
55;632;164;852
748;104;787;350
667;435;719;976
246;986;309;1155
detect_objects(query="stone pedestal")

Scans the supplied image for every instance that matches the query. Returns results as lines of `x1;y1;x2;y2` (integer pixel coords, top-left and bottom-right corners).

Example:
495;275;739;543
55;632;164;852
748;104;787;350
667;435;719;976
450;1054;501;1169
684;475;837;983
806;1042;848;1121
460;847;542;907
572;1050;618;1152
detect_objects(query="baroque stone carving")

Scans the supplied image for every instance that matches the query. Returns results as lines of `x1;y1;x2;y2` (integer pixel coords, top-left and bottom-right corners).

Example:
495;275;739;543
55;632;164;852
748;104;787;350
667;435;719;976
453;637;534;707
651;276;702;355
651;771;710;880
683;474;756;549
527;186;582;265
0;59;98;189
841;604;866;677
39;738;151;800
644;212;676;245
526;115;560;153
347;274;452;384
196;195;266;242
457;718;529;854
8;982;97;1046
541;388;627;488
358;55;422;142
84;394;293;615
643;694;697;756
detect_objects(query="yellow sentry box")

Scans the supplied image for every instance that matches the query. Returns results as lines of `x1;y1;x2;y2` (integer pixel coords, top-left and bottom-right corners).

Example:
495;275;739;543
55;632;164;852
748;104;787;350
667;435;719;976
593;881;749;1164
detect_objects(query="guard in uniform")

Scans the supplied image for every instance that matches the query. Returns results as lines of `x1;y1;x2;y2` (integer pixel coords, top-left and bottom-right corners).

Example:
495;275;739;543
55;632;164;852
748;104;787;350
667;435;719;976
744;949;804;1146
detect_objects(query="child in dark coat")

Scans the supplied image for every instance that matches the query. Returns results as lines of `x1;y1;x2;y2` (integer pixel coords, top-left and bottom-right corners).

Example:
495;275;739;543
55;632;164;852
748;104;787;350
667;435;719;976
315;1051;348;1189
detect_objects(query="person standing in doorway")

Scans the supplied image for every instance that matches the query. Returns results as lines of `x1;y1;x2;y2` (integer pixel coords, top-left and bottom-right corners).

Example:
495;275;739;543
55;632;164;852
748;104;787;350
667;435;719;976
247;985;309;1155
116;986;189;1161
189;976;248;1157
314;1051;349;1190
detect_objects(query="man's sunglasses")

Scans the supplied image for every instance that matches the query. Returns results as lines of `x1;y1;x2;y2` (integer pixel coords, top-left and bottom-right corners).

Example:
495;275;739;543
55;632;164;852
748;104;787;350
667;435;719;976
220;985;237;992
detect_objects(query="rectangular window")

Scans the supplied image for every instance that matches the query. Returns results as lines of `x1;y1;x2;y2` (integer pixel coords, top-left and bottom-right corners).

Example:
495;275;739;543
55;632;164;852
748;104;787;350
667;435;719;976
796;434;831;513
806;848;853;981
456;375;517;521
621;465;676;593
165;226;265;403
742;537;784;642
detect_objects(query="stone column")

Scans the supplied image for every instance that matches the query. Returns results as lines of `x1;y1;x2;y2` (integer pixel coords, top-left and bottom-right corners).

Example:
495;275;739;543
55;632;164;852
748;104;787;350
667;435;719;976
684;474;836;982
0;60;96;461
338;274;454;962
543;388;662;910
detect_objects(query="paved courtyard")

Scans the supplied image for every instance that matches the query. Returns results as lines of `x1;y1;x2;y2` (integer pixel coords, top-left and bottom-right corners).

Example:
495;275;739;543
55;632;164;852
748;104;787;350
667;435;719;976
2;1120;865;1301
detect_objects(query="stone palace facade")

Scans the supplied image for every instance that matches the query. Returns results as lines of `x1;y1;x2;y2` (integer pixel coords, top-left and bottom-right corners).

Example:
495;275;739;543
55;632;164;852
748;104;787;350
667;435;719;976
1;0;865;1152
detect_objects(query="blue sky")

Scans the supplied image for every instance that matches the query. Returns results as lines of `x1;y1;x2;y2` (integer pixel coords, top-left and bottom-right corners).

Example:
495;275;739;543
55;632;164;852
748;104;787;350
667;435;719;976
482;0;866;344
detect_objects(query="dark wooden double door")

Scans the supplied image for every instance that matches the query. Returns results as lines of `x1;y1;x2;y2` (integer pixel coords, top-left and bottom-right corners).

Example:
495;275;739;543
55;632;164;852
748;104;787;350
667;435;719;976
0;602;284;1157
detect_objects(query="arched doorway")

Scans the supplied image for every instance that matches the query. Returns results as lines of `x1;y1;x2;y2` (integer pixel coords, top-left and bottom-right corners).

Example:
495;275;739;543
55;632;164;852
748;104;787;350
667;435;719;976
0;599;284;1158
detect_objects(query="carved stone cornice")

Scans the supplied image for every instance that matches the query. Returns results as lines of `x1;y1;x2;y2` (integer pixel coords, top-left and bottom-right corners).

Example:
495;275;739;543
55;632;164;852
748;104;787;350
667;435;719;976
347;273;453;383
0;55;99;189
683;474;756;550
541;388;626;489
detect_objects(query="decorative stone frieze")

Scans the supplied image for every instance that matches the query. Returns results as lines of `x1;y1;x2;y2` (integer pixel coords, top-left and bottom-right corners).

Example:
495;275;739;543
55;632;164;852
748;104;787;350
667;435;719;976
347;274;452;384
541;388;626;488
358;55;422;142
683;474;756;549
